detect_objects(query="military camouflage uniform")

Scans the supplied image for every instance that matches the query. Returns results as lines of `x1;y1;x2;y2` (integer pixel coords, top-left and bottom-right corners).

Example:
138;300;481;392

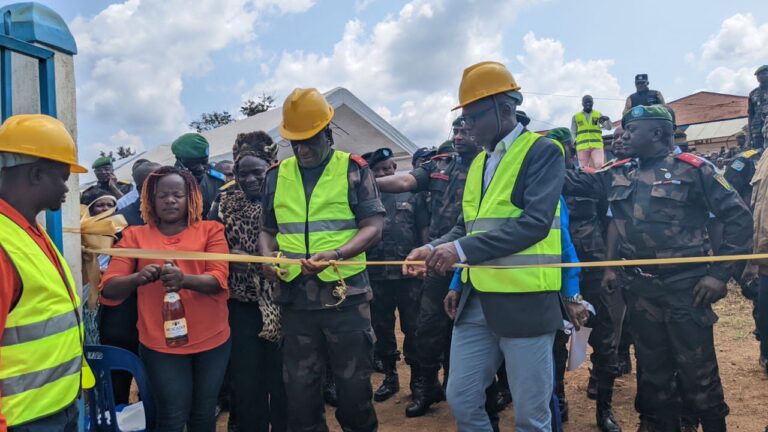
409;153;475;373
749;86;768;149
199;169;226;219
262;151;385;432
564;151;753;423
724;148;762;205
368;192;427;367
565;189;624;385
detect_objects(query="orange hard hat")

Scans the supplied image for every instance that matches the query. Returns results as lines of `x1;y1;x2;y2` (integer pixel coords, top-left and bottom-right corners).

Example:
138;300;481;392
279;88;334;141
453;61;521;110
0;114;86;173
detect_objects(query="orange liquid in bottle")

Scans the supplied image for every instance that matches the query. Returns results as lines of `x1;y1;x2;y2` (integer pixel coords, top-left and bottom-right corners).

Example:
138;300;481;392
163;292;189;347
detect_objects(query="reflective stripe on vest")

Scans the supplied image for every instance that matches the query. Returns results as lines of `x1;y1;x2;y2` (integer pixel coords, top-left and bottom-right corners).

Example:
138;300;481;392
274;151;366;282
0;213;83;426
574;110;603;151
461;131;562;293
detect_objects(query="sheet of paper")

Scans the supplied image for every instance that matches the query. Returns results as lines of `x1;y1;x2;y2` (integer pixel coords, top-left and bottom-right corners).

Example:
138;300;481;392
567;326;592;371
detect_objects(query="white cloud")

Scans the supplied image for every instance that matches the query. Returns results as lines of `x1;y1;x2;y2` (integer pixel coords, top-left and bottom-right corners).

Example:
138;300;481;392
692;13;768;94
515;32;623;131
250;0;553;146
354;0;376;12
90;129;145;158
71;0;315;150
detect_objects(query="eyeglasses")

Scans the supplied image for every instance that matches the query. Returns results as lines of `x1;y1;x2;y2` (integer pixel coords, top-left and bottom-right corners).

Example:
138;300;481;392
459;105;495;129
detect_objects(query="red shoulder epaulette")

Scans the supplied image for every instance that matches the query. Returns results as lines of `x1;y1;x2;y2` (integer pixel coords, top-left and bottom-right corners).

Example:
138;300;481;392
266;161;281;173
675;153;704;167
610;158;632;168
350;154;368;167
430;154;451;161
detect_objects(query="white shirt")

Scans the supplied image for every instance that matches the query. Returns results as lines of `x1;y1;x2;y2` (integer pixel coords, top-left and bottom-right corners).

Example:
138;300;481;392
116;187;138;210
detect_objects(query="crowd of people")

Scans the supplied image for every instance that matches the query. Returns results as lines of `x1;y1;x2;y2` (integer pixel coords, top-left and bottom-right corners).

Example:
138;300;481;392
1;60;768;432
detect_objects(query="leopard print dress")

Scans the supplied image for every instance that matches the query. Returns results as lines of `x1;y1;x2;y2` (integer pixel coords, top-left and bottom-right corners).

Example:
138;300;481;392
217;188;281;342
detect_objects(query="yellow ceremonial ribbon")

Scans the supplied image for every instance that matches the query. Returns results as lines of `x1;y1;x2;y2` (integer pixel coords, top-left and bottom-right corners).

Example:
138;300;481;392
84;247;768;270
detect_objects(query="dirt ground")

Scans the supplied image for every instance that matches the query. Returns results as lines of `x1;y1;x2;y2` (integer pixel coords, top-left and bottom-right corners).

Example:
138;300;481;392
217;288;768;431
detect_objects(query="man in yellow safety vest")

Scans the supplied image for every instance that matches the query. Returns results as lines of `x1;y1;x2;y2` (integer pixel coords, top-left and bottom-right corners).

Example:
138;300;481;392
0;114;89;431
571;94;611;169
259;88;385;432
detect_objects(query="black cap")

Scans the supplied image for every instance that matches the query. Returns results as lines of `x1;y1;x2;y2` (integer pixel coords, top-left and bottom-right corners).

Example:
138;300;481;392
362;147;393;167
412;147;436;163
635;73;648;82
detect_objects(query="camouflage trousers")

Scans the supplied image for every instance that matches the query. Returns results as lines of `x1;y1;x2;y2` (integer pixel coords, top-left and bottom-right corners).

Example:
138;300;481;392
582;277;625;383
413;273;453;372
624;274;730;420
370;278;422;364
281;302;378;432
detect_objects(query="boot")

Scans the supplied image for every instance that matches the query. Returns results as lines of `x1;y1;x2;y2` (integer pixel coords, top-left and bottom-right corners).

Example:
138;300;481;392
405;367;444;417
587;368;598;400
595;386;622;432
373;353;385;374
409;363;420;394
323;369;338;408
700;417;727;432
554;380;568;423
374;358;400;402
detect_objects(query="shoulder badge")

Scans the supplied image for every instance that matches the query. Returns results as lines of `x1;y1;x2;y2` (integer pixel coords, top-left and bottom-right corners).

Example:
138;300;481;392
430;172;450;181
350;154;368;167
714;172;734;191
208;169;226;181
743;149;759;159
219;180;236;191
118;179;132;185
730;160;746;172
266;161;281;173
675;153;705;168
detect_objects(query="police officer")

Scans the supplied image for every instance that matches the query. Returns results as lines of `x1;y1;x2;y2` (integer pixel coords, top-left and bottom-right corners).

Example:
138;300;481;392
565;105;752;432
81;156;132;203
624;74;666;114
376;116;481;417
0;114;91;429
171;132;225;218
548;127;622;431
363;147;427;402
748;65;768;149
259;88;384;432
411;148;435;245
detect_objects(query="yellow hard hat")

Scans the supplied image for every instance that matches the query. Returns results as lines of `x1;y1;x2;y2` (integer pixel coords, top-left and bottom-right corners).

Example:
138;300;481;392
279;88;334;141
453;61;521;110
0;114;87;173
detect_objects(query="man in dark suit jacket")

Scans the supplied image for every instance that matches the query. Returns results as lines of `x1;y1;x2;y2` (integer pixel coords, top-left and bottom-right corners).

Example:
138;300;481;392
405;61;566;431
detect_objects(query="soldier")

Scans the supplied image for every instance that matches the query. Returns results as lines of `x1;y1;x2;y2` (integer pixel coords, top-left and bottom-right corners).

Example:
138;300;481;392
411;148;435;245
748;65;768;149
362;147;427;402
376;116;481;417
259;88;384;432
624;73;666;114
565;105;752;432
725;135;762;205
171;132;226;218
81;156;132;203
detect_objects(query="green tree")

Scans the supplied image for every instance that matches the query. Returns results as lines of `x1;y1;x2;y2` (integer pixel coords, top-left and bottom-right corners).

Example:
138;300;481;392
240;93;276;117
189;111;234;132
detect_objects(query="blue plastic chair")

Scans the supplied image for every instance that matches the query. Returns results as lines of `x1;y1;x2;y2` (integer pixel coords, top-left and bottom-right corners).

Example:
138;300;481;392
84;344;156;431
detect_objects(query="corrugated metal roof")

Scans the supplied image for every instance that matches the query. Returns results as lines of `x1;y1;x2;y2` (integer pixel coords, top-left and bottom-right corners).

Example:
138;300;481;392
683;117;747;141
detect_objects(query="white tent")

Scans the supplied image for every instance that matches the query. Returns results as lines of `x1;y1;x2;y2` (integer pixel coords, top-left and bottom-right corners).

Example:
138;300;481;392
90;87;418;186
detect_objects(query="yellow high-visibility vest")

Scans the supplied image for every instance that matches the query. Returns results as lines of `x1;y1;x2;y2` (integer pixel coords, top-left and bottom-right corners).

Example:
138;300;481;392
274;151;366;282
574;110;603;151
0;213;83;426
461;131;562;293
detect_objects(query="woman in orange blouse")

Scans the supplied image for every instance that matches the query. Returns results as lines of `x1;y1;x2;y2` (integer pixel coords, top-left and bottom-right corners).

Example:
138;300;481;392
101;166;230;432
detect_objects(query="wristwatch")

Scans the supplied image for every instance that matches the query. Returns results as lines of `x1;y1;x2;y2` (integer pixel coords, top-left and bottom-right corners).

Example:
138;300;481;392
563;293;583;304
334;249;344;261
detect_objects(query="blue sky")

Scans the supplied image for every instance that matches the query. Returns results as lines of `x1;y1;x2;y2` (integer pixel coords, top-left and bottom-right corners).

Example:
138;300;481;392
29;0;768;173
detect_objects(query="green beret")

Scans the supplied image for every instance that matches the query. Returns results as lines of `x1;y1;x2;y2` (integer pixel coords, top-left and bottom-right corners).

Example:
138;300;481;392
755;65;768;75
546;127;572;144
171;133;210;160
92;156;113;169
622;104;673;127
